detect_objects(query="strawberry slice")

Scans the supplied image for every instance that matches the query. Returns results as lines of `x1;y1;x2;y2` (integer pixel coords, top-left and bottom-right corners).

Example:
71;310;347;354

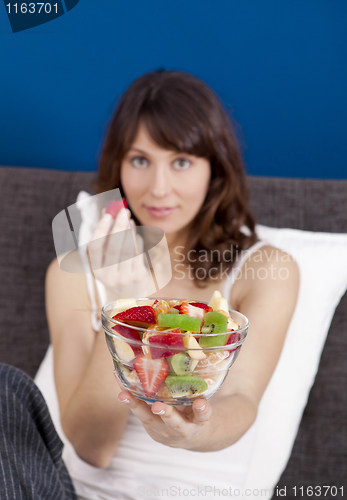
179;302;204;320
105;199;127;219
113;306;156;328
188;302;213;313
225;331;241;355
112;323;142;357
112;323;141;341
147;328;185;359
173;302;212;314
133;355;170;397
226;331;240;345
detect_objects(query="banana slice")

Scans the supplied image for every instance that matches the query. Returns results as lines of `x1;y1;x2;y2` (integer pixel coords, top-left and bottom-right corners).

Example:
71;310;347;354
208;290;229;313
109;298;137;316
183;333;207;360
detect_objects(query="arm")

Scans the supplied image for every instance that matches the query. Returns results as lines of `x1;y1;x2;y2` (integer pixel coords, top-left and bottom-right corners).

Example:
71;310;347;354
117;246;300;452
45;257;130;468
192;246;300;451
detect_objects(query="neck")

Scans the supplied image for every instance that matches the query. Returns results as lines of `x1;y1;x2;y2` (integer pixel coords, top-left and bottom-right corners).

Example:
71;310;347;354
165;227;191;261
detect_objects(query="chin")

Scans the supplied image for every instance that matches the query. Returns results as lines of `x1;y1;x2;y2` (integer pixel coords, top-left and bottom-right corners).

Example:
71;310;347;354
136;213;183;236
148;221;178;235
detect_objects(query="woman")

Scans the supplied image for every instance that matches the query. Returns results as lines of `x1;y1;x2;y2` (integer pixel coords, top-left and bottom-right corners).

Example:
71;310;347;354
43;70;299;498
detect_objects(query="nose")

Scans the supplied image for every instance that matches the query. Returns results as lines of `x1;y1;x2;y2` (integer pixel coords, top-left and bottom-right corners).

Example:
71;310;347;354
150;165;172;198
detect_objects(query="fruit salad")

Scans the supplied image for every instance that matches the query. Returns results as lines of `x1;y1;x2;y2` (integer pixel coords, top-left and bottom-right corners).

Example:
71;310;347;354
103;292;248;405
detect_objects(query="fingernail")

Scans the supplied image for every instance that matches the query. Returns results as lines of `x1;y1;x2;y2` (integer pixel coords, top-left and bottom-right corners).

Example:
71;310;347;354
118;208;128;222
120;398;130;404
102;213;114;223
195;404;206;412
152;409;165;415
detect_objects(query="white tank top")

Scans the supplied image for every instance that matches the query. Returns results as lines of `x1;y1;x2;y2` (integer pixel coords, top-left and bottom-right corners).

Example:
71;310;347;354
35;191;268;500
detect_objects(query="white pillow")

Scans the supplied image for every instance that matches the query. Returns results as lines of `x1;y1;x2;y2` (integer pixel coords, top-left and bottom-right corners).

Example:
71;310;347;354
36;223;347;498
244;224;347;497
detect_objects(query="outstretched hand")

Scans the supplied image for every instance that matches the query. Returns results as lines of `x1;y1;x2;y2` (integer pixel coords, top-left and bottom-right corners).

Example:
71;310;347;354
87;208;152;298
118;389;212;450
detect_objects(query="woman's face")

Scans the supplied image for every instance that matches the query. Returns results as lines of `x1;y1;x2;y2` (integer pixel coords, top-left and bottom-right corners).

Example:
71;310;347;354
120;123;211;239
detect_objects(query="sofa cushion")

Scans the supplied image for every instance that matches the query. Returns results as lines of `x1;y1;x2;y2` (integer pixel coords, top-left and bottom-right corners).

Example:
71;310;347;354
0;167;95;376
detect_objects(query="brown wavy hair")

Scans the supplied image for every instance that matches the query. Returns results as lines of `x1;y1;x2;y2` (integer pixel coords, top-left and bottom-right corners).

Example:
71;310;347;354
92;70;258;287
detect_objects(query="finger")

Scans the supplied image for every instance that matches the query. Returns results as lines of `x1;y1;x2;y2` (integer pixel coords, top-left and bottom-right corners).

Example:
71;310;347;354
118;391;164;427
111;208;131;233
131;252;149;283
150;402;189;431
92;212;114;240
114;253;150;297
88;212;114;270
117;258;134;291
117;389;134;404
118;222;137;262
103;209;130;268
129;227;146;279
190;399;211;423
133;225;144;256
129;219;138;256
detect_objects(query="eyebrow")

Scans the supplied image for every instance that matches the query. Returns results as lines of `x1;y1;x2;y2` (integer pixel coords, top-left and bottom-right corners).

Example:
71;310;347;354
128;147;183;157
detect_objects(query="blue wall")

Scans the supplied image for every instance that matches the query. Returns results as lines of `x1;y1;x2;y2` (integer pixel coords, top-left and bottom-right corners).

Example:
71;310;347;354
1;1;346;179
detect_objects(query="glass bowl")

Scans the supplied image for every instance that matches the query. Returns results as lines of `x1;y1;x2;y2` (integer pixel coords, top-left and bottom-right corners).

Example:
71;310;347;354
102;298;249;405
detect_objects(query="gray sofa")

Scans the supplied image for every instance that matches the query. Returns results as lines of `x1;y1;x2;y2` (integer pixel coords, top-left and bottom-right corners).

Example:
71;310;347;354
0;166;346;498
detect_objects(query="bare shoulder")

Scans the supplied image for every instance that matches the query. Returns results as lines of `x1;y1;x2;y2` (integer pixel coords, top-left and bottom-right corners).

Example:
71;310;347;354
230;244;300;309
219;244;300;405
46;255;90;309
45;254;97;414
45;254;93;342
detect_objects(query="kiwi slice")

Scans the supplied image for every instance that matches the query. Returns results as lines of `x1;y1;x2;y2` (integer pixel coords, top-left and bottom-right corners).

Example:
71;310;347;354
157;313;181;329
166;356;176;375
171;353;198;376
157;313;201;333
165;375;208;397
199;312;228;348
178;315;201;332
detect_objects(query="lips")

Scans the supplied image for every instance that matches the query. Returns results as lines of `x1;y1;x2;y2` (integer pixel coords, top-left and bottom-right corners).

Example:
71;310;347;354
145;206;176;218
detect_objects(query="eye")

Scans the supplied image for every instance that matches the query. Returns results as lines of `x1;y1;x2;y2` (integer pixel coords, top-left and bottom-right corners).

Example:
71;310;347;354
173;158;191;170
131;156;149;168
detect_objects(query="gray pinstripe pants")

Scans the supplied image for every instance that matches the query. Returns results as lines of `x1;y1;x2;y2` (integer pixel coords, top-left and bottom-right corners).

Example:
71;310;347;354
0;364;77;500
